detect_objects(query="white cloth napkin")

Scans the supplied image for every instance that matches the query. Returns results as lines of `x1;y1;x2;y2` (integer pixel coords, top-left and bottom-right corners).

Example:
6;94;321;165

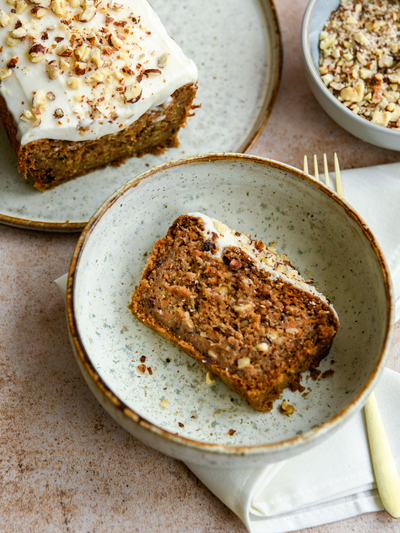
55;161;400;533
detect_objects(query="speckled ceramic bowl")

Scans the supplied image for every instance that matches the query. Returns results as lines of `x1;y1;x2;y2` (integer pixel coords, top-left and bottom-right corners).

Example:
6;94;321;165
302;0;400;151
66;154;394;468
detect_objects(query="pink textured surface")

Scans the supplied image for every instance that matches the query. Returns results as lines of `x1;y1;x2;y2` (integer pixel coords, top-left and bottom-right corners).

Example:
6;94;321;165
1;1;400;532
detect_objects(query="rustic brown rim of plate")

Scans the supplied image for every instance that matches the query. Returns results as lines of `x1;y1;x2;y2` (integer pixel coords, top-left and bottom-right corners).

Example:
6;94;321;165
0;0;282;234
66;152;394;457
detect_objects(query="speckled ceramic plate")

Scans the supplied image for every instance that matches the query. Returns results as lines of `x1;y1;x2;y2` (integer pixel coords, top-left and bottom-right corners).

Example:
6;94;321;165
0;0;281;232
66;154;394;468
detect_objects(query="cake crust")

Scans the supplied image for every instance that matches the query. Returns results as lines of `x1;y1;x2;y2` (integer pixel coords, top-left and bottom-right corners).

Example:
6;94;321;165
129;215;339;411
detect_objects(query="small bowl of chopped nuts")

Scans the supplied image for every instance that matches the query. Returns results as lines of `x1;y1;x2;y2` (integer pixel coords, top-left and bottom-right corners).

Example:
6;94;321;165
302;0;400;150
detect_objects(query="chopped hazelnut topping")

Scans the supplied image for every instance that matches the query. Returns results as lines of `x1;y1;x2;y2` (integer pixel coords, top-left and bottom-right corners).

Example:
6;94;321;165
56;43;72;56
50;0;66;17
320;0;400;129
53;107;64;118
79;0;96;22
124;83;142;103
91;47;103;67
20;109;33;121
46;91;55;101
31;6;48;19
109;32;122;49
74;61;88;75
15;0;28;14
67;76;80;89
0;67;12;80
157;52;169;68
28;43;46;62
45;59;59;79
0;10;11;27
10;26;27;38
6;56;18;68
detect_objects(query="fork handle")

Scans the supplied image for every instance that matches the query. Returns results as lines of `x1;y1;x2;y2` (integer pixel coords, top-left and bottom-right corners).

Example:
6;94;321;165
365;391;400;518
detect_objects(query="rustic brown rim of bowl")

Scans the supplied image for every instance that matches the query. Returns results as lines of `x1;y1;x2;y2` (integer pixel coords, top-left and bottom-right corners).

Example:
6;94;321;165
0;0;282;234
66;153;394;458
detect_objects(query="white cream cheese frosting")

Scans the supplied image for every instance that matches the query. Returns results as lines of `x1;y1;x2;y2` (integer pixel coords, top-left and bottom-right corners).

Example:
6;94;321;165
0;0;197;144
189;212;339;320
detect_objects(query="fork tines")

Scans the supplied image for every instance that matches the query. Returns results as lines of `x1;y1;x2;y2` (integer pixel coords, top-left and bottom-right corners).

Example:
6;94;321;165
303;153;344;198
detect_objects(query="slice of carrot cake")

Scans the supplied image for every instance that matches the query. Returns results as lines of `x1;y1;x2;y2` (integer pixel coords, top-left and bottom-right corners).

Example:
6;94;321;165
129;213;339;411
0;0;198;190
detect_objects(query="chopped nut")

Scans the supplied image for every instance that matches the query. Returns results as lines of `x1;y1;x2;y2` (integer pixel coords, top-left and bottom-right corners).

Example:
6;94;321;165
228;429;236;436
53;107;64;118
0;9;11;26
280;400;295;415
67;76;81;89
46;91;55;101
371;110;392;127
50;0;66;17
10;26;27;38
205;371;215;384
32;88;47;110
6;57;18;68
79;0;96;22
91;47;103;67
74;61;88;75
86;71;103;83
20;109;33;121
255;343;269;352
0;67;12;80
28;43;46;63
30;6;48;18
121;66;134;76
237;357;251;369
144;68;162;76
319;1;400;129
124;83;142;103
233;302;254;314
15;0;28;13
74;44;90;61
157;52;169;68
160;399;169;408
56;43;72;56
109;32;122;49
45;60;59;79
59;58;70;71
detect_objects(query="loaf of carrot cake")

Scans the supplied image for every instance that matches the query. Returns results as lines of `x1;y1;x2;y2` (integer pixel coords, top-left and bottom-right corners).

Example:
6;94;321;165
129;214;339;412
0;0;198;190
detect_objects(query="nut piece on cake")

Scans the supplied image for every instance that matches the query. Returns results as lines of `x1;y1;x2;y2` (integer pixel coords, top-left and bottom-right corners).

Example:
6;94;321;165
0;0;198;191
129;213;339;412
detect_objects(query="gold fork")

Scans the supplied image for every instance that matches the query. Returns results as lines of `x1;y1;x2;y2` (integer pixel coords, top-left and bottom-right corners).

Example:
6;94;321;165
303;153;400;519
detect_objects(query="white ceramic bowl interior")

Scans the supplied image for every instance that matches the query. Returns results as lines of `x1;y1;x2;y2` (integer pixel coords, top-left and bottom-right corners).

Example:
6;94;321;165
302;0;400;151
67;154;393;468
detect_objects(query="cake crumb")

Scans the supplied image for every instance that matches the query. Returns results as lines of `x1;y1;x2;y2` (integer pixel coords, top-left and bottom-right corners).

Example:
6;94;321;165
228;429;236;436
321;369;334;379
160;399;169;408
